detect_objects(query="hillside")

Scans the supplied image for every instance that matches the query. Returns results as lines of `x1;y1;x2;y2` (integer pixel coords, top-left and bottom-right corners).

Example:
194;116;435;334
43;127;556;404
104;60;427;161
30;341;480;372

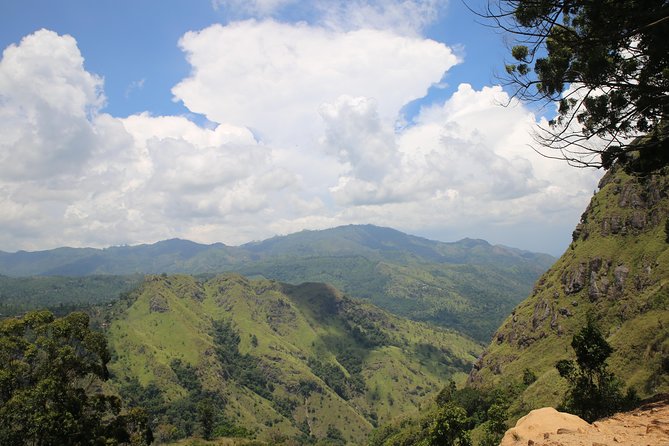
0;274;143;316
0;225;554;341
467;162;669;418
104;273;482;445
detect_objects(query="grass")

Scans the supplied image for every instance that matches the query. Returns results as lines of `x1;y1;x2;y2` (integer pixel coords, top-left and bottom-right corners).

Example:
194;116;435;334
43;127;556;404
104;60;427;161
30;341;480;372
106;273;483;445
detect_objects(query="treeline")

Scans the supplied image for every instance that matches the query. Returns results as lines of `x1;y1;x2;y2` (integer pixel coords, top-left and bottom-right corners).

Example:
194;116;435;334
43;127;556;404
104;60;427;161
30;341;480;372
0;274;141;316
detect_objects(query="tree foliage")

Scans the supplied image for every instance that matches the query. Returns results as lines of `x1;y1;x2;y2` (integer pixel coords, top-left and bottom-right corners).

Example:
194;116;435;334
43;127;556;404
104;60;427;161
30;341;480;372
426;402;472;446
0;310;152;445
556;315;637;422
482;0;669;168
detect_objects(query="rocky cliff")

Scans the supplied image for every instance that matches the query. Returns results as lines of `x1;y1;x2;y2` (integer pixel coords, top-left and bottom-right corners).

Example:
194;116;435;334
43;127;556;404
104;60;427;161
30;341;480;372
468;162;669;417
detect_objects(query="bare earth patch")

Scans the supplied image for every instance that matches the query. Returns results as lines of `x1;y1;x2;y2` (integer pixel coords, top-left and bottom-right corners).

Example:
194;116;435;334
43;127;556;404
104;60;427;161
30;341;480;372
500;396;669;446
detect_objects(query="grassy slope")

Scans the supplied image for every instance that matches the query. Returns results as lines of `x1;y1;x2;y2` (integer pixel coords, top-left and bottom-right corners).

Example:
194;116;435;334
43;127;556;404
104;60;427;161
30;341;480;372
468;163;669;419
106;274;482;445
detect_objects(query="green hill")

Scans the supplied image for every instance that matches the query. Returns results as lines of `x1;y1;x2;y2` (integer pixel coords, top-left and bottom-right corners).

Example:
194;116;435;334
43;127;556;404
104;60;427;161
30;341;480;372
467;162;669;419
104;273;482;445
0;225;554;342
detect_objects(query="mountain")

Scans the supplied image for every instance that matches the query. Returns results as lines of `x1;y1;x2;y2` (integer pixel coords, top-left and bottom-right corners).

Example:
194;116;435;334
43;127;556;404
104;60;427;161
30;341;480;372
103;273;483;444
0;225;555;342
467;162;669;418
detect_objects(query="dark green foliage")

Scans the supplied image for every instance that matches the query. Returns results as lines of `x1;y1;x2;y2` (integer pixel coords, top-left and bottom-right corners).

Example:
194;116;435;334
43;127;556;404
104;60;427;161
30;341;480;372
0;310;151;445
170;358;200;392
479;404;507;446
371;382;519;446
426;402;471;446
665;218;669;243
212;320;272;399
435;380;457;407
117;376;229;441
197;399;216;440
522;368;537;386
325;425;346;445
308;358;352;400
0;275;142;317
556;316;638;422
487;0;669;167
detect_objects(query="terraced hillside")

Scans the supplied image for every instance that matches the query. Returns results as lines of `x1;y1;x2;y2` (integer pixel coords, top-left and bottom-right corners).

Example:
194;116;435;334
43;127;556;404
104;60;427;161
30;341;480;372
105;274;482;445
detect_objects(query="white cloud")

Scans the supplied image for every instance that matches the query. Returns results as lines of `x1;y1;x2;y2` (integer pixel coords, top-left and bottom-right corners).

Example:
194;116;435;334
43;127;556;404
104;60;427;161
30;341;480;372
172;20;458;146
0;29;105;181
0;27;601;255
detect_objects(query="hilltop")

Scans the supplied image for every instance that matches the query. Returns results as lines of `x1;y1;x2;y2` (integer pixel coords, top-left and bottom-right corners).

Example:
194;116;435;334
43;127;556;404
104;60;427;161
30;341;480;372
0;225;555;342
103;273;482;444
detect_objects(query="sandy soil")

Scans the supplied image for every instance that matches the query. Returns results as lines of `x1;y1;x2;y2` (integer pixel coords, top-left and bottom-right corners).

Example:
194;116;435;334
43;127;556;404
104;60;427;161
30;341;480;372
500;396;669;446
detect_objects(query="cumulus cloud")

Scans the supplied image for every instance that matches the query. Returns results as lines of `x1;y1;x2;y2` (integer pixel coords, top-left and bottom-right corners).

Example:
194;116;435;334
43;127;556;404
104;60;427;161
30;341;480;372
0;26;601;255
0;29;104;180
316;83;600;252
172;20;458;145
0;30;301;250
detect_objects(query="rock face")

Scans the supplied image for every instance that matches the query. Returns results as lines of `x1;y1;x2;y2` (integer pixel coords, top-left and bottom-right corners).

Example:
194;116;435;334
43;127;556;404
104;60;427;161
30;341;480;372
500;396;669;446
468;163;669;416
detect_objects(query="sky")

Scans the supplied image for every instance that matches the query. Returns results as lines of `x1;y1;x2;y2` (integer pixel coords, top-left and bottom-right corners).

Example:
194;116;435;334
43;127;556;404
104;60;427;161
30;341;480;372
0;0;602;255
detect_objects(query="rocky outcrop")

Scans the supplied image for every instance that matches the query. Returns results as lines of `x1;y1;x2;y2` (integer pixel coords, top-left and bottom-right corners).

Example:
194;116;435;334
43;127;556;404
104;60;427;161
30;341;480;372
149;293;169;313
500;396;669;446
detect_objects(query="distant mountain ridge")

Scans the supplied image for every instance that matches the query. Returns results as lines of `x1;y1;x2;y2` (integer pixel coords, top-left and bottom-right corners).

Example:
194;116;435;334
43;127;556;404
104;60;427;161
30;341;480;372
0;224;553;276
0;225;555;342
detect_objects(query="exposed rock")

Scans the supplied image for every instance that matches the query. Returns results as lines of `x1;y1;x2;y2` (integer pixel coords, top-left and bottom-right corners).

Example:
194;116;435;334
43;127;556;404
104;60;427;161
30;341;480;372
562;263;587;294
557;307;572;317
629;211;647;230
618;182;643;208
149;294;169;313
588;257;611;301
614;265;629;291
500;397;669;446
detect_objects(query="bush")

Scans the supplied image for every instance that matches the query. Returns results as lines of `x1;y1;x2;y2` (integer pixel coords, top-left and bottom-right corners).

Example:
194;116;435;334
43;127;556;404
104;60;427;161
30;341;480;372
556;315;638;422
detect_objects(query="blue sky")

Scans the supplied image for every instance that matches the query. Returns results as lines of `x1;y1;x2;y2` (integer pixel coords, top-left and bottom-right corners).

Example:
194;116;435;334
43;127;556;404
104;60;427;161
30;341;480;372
0;0;600;254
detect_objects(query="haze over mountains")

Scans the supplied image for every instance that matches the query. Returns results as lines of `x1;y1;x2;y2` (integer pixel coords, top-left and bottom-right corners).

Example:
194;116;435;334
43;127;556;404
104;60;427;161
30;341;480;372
0;224;555;342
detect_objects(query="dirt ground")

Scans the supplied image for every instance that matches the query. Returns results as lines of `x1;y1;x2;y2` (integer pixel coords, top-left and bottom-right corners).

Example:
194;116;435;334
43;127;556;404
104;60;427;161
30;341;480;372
500;395;669;446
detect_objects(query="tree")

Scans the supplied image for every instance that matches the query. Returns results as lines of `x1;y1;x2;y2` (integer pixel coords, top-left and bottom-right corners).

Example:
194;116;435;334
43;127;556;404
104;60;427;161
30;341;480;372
0;310;152;445
197;399;216;440
481;0;669;168
555;315;636;422
479;404;508;446
426;402;472;446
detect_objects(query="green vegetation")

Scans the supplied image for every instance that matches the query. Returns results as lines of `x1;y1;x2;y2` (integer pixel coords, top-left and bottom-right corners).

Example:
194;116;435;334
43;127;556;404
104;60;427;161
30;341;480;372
105;274;482;445
0;274;142;316
469;161;669;422
369;378;522;446
0;310;152;445
486;0;669;168
0;226;555;343
556;315;638;422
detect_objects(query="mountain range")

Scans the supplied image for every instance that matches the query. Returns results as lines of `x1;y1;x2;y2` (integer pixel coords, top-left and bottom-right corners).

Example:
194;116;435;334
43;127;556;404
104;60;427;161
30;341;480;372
0;225;555;342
